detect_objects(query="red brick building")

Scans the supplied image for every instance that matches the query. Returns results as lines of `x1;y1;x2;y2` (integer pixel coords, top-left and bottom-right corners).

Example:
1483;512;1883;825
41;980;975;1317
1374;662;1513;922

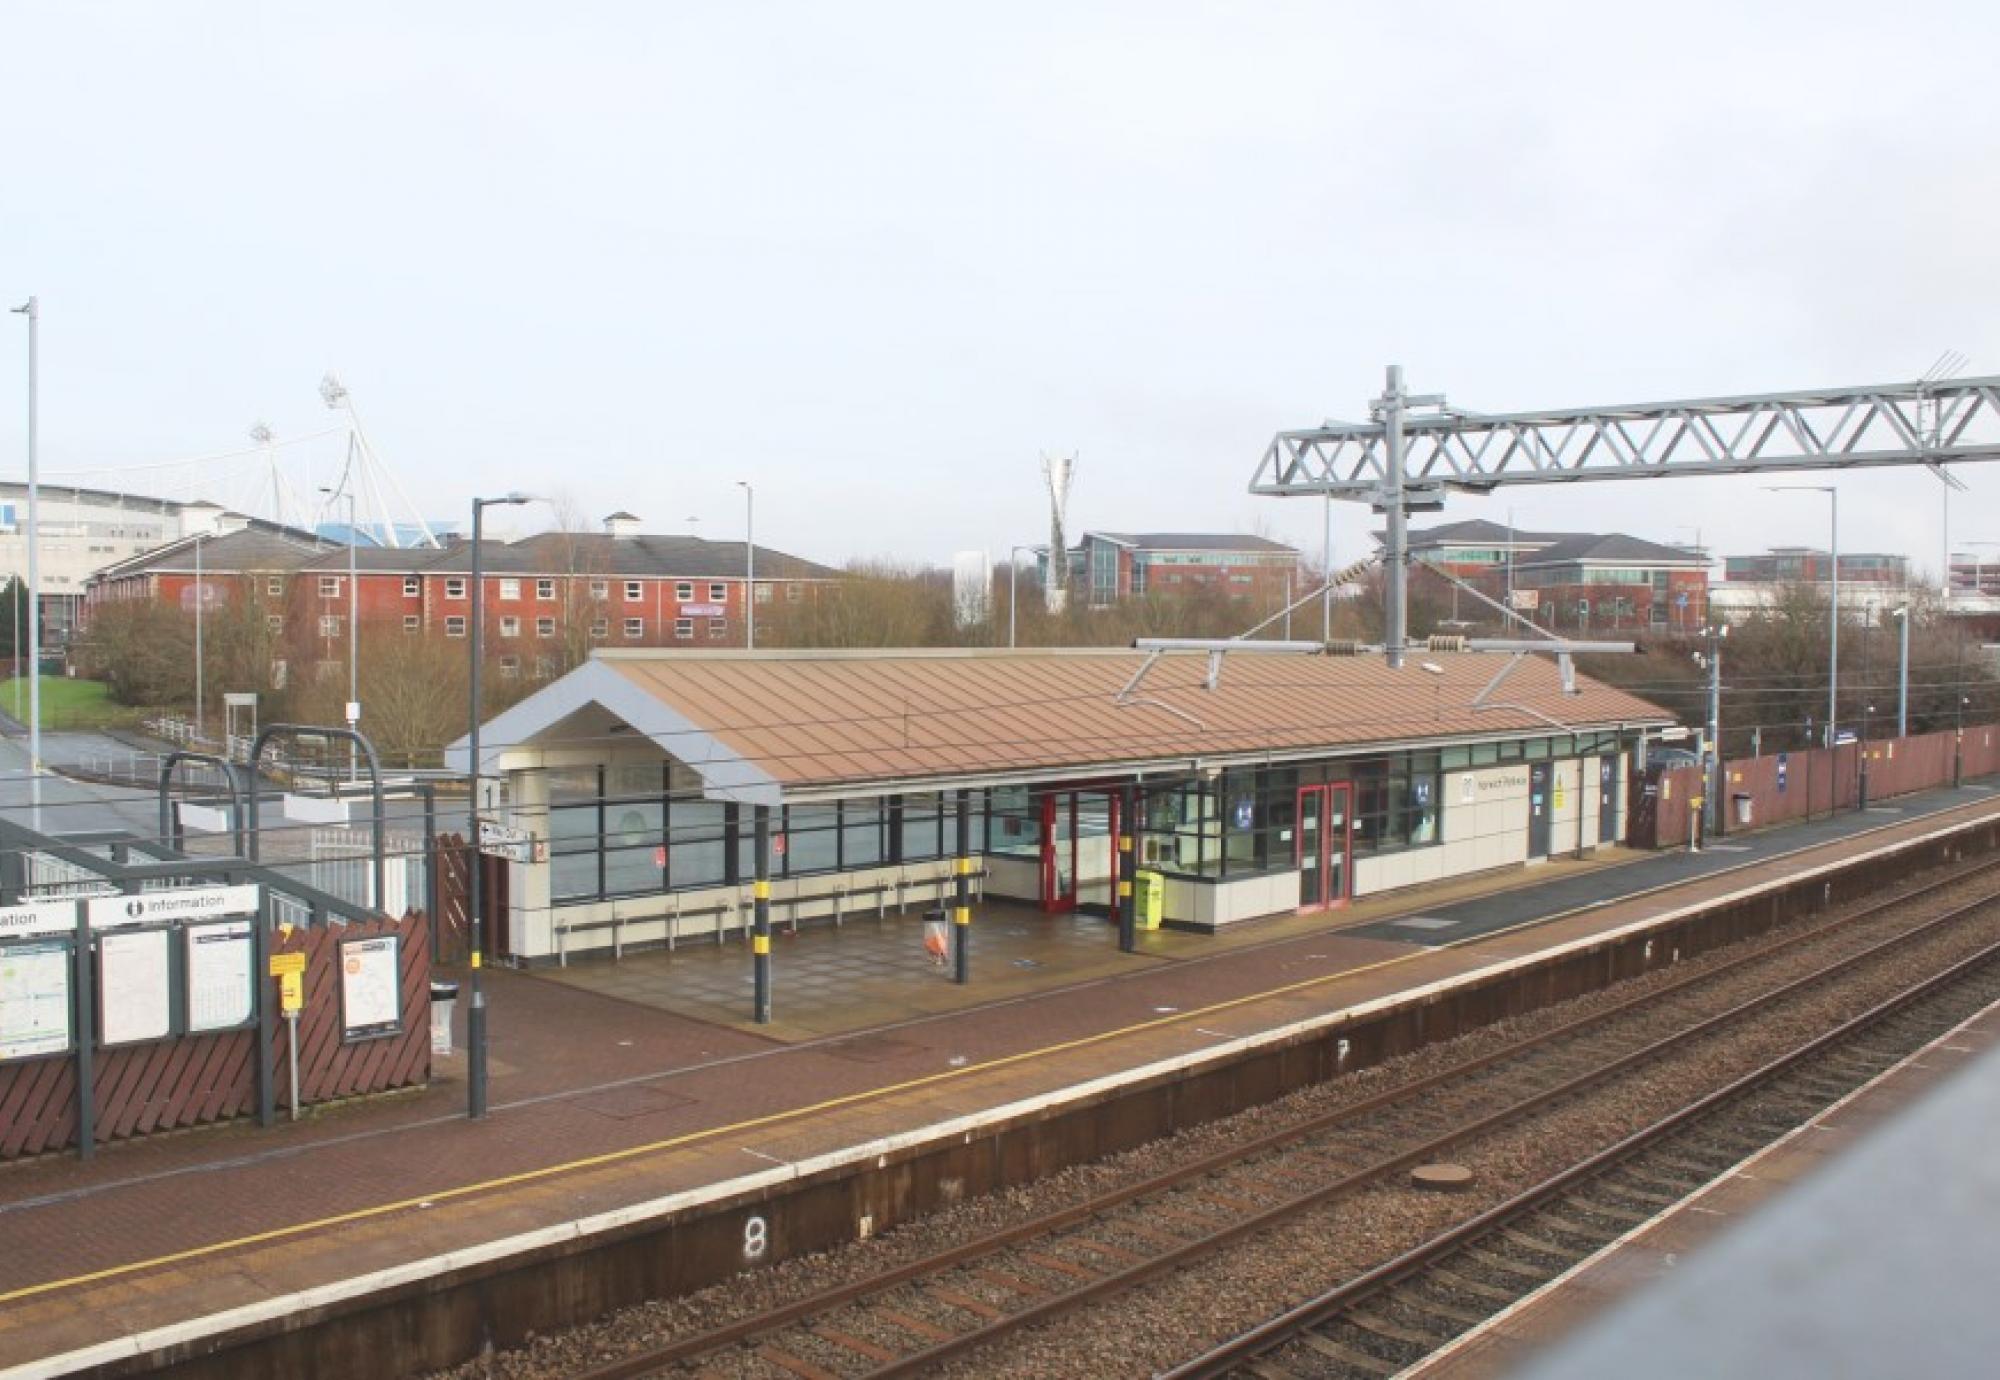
1047;532;1302;607
1393;521;1711;633
84;514;842;682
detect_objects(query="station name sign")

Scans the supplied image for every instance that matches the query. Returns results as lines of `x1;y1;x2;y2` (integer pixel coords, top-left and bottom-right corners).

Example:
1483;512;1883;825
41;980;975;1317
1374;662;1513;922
0;900;79;939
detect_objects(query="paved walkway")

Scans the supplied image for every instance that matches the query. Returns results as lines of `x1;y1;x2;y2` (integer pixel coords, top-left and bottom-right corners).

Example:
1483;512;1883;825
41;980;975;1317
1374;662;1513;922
2;779;1997;1371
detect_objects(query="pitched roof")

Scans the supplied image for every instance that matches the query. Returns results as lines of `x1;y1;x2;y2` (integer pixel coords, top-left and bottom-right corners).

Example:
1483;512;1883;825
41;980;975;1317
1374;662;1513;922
420;532;841;580
1516;533;1706;567
1086;532;1299;554
1395;519;1565;547
91;528;332;579
457;647;1672;803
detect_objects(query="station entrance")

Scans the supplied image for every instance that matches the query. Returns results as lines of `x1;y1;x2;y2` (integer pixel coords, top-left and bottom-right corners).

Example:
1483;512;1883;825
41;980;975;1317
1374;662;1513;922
1039;789;1121;920
1293;782;1353;911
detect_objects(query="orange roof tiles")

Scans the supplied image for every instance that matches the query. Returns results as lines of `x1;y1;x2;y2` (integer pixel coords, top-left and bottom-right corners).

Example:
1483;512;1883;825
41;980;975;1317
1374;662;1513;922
593;648;1672;795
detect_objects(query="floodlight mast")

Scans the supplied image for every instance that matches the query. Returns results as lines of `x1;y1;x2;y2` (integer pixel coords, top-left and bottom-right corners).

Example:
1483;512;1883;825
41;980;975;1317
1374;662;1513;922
1253;369;2000;666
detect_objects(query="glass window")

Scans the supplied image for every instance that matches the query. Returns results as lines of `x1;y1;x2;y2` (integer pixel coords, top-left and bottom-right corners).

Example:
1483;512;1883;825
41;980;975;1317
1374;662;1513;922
603;796;665;895
590;618;608;638
590;579;609;599
674;618;694;639
624;618;644;638
708;582;728;602
707;618;727;639
499;616;520;637
402;576;419;597
986;785;1037;856
446;578;467;599
498;579;521;600
536;617;555;637
402;615;419;633
899;793;943;862
842;801;883;867
625;580;643;601
445;616;466;637
782;804;840;876
668;798;729;890
318;576;341;597
537;579;556;600
676;581;694;600
549;767;602;901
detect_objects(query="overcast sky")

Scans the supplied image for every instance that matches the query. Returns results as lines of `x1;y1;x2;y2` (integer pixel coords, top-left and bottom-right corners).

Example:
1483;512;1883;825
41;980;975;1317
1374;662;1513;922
5;2;1999;575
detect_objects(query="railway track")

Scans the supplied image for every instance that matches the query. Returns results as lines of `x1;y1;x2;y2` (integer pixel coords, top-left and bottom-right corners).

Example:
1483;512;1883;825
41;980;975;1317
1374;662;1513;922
550;858;2000;1380
1166;936;2000;1379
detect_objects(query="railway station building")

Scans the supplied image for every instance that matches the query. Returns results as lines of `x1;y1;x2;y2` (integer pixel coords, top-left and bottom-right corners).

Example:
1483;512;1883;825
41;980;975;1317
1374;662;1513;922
451;648;1672;966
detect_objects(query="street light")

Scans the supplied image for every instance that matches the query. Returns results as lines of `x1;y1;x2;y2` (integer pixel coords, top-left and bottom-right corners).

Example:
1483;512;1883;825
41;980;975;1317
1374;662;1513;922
192;531;207;742
1891;604;1910;738
11;296;41;830
1007;545;1038;648
1765;485;1839;745
735;481;754;649
319;486;361;779
467;490;540;1121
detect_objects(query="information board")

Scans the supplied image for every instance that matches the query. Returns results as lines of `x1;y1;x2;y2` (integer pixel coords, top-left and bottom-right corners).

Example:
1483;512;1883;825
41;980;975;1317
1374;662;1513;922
99;928;173;1046
0;940;73;1061
339;934;401;1041
184;920;254;1034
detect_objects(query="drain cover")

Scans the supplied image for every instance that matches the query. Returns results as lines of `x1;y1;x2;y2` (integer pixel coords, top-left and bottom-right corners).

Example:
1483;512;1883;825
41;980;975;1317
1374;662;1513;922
1411;1163;1475;1192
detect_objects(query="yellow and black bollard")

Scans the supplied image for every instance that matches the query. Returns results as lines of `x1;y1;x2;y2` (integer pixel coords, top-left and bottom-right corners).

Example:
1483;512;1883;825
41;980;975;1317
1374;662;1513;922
753;805;772;1023
953;788;971;985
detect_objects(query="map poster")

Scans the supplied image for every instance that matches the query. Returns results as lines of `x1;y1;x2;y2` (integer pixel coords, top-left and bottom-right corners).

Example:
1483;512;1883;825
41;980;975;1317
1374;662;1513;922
0;940;73;1062
99;928;174;1047
339;934;401;1041
184;920;254;1034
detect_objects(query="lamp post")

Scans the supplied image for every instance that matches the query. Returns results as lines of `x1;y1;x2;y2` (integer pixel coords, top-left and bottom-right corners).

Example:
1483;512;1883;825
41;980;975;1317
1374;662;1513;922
1766;485;1838;745
11;296;41;830
735;481;754;649
1892;604;1910;738
319;487;361;779
1007;544;1037;648
467;491;538;1120
193;532;206;742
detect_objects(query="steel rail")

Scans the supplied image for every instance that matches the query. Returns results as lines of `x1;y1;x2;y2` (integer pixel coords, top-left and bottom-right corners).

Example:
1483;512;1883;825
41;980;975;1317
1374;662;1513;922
568;857;2000;1380
1163;932;2000;1379
855;883;2000;1378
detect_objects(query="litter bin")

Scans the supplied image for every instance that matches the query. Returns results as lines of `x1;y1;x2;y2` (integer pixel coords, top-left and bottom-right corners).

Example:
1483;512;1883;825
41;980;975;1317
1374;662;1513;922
1133;870;1164;931
429;981;459;1056
922;908;950;966
1732;792;1754;827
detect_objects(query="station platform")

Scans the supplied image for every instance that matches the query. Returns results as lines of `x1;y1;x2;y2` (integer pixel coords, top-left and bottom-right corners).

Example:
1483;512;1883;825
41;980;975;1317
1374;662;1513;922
4;780;1999;1377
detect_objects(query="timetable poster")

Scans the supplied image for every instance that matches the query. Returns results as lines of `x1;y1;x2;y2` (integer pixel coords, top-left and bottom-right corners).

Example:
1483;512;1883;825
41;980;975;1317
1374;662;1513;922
184;920;254;1033
100;928;173;1046
339;934;401;1040
0;941;72;1061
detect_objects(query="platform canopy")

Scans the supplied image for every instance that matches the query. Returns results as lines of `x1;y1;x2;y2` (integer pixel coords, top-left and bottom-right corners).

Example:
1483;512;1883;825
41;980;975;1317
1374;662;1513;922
446;648;1675;806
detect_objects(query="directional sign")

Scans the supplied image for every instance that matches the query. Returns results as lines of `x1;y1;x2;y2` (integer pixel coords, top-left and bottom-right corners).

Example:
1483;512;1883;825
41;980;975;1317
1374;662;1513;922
86;885;261;931
269;952;306;977
478;820;546;863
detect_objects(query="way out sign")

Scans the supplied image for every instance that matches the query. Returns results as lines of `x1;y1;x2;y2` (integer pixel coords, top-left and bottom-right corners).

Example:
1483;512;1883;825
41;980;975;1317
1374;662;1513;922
478;820;546;863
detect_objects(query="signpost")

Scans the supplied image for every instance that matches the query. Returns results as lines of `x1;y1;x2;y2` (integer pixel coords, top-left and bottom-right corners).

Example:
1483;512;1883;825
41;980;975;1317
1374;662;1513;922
477;819;546;864
267;950;306;1119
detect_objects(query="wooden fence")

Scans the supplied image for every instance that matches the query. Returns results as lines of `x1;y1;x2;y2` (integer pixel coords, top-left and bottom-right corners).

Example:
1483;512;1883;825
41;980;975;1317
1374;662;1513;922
0;911;428;1160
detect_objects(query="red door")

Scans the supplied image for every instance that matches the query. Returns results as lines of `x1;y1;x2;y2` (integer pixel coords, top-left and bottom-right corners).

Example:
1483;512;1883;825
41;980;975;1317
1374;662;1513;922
1296;784;1353;912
